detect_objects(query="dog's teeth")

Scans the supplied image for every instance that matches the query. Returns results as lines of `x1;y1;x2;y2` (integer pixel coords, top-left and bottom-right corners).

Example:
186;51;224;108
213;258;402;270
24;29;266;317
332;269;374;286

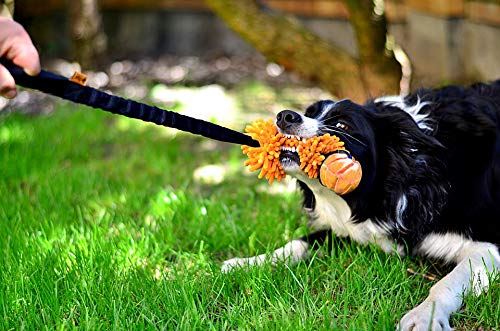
281;146;300;154
283;134;306;142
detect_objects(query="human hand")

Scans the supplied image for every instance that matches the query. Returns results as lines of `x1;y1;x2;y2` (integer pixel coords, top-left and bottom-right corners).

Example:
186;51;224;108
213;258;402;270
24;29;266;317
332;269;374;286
0;17;40;98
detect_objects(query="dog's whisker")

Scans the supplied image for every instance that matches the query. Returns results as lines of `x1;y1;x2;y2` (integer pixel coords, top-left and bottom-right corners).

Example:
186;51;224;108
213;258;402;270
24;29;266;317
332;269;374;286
318;125;368;147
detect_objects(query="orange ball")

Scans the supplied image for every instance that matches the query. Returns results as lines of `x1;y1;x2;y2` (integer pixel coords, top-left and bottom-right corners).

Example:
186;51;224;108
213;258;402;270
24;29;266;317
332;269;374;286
319;153;362;195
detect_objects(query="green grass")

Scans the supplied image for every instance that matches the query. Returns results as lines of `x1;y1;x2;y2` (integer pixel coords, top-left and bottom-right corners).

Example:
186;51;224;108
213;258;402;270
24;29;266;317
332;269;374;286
0;94;498;330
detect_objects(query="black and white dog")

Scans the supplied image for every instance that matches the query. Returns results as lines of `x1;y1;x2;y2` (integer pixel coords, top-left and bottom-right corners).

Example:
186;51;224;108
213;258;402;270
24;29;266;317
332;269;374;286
222;81;500;330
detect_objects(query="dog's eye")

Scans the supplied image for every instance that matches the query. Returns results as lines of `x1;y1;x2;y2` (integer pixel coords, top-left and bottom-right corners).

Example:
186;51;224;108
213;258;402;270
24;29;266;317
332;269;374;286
335;122;350;130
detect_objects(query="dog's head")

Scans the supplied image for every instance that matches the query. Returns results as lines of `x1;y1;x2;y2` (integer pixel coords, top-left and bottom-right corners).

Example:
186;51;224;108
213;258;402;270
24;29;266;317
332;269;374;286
276;99;377;192
276;99;441;198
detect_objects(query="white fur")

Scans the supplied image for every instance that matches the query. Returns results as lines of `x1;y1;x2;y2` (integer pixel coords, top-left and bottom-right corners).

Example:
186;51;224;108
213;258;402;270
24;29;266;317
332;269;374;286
296;173;352;235
316;100;338;121
416;233;474;263
276;113;319;139
375;95;433;131
399;233;500;331
295;173;404;255
221;240;310;272
395;194;408;231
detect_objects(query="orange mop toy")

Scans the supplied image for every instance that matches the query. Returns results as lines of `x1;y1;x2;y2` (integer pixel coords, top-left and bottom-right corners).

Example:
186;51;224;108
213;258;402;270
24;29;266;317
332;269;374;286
242;119;362;195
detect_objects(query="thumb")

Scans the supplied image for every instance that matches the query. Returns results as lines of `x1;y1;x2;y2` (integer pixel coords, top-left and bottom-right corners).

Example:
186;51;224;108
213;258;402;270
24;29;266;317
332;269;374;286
10;42;41;76
0;63;17;98
0;18;41;76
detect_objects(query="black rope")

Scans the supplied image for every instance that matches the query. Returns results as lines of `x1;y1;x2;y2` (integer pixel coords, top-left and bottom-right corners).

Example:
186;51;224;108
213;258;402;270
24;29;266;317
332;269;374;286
1;59;259;147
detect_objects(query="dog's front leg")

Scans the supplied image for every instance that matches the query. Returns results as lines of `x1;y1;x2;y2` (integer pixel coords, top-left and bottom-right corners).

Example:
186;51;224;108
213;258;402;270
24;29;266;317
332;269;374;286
221;229;332;273
398;241;500;331
221;239;310;272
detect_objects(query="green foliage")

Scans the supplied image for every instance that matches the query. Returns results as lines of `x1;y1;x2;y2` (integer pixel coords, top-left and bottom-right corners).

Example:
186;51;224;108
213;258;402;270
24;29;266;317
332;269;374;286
0;98;498;330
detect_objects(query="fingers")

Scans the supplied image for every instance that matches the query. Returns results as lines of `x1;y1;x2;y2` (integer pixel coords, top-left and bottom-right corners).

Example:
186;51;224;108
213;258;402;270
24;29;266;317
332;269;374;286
0;63;17;98
0;18;41;98
10;41;40;76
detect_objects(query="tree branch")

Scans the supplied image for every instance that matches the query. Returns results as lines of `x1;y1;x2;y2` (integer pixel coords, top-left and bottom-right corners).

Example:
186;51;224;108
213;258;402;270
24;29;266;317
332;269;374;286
205;0;402;101
205;0;369;101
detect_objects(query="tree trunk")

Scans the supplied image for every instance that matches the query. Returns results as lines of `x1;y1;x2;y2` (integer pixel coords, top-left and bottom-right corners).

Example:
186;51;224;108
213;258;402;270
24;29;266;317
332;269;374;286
67;0;107;69
205;0;401;101
343;0;402;98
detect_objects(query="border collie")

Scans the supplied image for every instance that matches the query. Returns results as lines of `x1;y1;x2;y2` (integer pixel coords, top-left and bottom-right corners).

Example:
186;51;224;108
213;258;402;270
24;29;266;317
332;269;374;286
222;81;500;330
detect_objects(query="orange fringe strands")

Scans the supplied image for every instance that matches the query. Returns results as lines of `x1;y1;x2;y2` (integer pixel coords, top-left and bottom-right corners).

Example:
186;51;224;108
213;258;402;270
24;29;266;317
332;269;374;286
241;119;288;184
241;119;346;184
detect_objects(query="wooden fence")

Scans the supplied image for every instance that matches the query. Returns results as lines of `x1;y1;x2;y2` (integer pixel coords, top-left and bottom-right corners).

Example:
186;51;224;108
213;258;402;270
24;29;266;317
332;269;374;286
16;0;500;25
14;0;500;84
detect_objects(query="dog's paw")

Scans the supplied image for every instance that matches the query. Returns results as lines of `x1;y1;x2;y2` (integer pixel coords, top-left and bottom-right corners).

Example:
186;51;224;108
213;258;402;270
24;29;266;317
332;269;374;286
398;301;452;331
221;257;251;273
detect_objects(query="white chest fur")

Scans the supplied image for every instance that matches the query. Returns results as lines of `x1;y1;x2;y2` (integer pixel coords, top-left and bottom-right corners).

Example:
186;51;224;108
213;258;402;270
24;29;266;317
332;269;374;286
295;174;404;255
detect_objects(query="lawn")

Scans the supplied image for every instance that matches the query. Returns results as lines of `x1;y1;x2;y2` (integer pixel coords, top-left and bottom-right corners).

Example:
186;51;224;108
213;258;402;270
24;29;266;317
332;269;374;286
0;83;498;330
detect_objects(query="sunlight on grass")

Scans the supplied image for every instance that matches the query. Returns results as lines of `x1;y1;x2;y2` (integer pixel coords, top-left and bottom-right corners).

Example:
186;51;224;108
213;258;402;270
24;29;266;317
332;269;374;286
113;82;243;140
193;164;227;184
254;177;298;195
0;122;33;144
151;84;239;127
114;115;180;139
148;187;184;221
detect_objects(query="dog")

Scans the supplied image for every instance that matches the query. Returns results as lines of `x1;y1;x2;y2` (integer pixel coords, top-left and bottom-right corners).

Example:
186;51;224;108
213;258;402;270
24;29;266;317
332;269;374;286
222;80;500;330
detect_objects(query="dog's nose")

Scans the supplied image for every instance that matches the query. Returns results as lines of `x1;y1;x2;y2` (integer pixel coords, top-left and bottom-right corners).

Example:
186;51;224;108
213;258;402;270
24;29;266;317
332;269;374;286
276;110;302;130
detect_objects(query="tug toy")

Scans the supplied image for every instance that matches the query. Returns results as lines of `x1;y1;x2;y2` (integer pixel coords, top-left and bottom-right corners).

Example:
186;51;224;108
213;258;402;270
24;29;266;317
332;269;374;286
2;59;361;195
241;119;362;194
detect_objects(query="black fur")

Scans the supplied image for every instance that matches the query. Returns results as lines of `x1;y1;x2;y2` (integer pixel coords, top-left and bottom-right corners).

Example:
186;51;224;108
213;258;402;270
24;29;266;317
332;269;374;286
300;81;500;250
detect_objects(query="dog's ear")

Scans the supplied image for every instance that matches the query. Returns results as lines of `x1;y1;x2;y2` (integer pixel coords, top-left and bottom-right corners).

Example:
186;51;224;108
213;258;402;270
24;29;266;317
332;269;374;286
374;110;442;155
371;110;445;193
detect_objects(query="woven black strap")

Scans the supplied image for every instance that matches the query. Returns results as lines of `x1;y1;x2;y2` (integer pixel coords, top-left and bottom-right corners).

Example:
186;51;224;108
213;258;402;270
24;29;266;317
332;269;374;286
1;59;259;147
